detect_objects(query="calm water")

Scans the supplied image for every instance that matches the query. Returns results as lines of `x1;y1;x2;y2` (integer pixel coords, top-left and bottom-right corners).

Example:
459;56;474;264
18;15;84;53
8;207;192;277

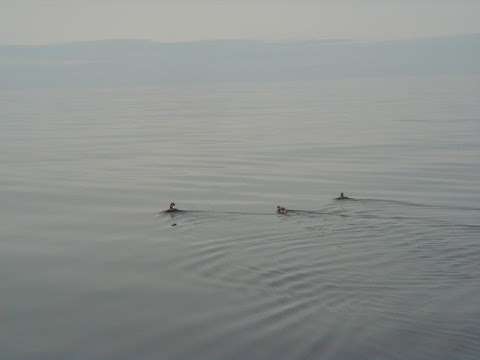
1;77;480;359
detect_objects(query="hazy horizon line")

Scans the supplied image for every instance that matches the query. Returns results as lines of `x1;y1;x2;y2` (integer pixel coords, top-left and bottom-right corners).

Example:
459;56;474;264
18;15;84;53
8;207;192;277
2;31;480;48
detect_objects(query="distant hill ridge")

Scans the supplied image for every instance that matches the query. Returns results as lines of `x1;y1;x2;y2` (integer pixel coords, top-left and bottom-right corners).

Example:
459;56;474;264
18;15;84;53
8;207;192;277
1;34;479;88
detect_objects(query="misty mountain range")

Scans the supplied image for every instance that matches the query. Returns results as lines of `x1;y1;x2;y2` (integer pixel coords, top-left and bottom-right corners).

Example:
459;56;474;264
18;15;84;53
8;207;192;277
1;34;479;88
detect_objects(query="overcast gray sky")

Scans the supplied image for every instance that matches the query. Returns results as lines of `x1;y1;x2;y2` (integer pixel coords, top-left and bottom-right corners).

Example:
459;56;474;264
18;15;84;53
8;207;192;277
2;0;480;45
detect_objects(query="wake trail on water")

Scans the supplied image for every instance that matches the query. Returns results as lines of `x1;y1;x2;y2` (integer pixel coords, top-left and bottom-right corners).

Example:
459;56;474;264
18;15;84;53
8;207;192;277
156;197;479;230
358;198;480;212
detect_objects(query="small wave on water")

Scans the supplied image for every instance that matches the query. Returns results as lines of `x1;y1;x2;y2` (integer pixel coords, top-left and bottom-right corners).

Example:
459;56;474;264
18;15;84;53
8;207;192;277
157;209;276;228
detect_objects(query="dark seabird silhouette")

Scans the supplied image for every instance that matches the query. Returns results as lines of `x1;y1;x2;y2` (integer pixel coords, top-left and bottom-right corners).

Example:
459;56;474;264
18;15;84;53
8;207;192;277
335;192;352;200
276;205;288;215
164;202;179;213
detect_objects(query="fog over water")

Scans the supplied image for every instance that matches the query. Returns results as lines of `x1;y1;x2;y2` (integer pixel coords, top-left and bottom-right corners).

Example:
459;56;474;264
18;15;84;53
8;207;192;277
2;0;480;44
1;38;480;359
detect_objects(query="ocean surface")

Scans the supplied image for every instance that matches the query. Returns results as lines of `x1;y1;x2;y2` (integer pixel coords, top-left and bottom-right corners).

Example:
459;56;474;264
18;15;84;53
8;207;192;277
1;76;480;360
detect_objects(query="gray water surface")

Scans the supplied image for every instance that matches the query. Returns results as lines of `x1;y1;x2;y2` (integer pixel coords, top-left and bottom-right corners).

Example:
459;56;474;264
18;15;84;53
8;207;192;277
1;77;480;359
